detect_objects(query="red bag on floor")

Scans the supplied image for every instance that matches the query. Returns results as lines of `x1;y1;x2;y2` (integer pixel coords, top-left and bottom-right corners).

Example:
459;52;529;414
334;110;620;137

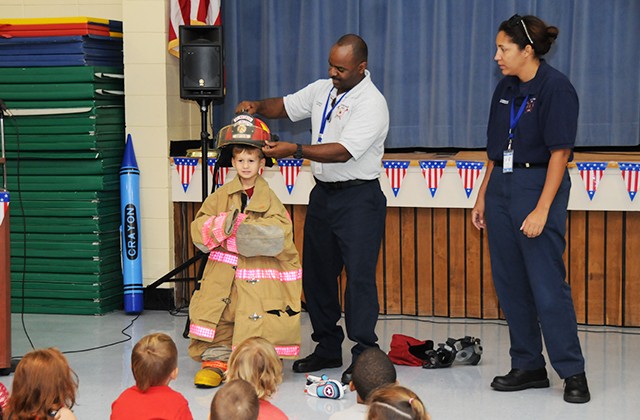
387;334;434;366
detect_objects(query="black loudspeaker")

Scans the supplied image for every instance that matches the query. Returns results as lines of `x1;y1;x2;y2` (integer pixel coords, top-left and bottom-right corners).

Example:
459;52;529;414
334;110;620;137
179;25;224;100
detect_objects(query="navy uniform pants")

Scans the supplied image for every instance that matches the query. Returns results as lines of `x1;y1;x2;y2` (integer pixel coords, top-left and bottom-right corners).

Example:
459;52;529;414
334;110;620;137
485;167;585;378
303;179;386;362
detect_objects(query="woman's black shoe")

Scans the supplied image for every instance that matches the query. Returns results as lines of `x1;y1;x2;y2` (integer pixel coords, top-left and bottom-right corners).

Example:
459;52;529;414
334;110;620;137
563;372;590;403
491;368;550;391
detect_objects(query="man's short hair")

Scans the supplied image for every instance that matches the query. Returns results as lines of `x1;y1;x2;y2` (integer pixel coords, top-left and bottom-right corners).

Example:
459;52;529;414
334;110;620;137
336;33;368;63
352;347;397;401
210;379;259;420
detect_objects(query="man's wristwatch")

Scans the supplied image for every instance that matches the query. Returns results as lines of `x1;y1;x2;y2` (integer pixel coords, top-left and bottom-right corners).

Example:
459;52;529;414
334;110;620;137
294;143;303;159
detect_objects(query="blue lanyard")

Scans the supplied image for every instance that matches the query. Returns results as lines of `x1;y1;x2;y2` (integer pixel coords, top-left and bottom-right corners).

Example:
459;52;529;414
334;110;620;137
508;95;529;149
318;87;347;143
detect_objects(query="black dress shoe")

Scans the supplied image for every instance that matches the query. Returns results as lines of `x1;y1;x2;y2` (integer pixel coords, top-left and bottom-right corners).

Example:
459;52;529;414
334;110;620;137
341;363;354;385
491;368;550;391
564;372;590;403
292;353;342;373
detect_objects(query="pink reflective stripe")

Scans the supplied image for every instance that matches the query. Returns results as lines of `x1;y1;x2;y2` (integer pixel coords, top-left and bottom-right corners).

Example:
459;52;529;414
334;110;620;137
190;323;216;340
275;345;300;357
235;268;302;282
212;212;229;243
209;250;239;266
226;236;238;253
201;216;218;250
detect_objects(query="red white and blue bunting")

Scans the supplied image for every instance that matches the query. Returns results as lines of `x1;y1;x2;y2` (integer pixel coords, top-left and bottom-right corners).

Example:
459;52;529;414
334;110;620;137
456;160;484;198
0;191;9;227
383;160;410;197
576;161;607;200
419;160;447;197
277;158;304;194
174;157;198;192
207;158;229;189
618;162;640;201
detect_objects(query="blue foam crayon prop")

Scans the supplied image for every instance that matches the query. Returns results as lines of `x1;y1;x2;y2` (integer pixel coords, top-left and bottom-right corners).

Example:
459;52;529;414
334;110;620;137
120;134;144;314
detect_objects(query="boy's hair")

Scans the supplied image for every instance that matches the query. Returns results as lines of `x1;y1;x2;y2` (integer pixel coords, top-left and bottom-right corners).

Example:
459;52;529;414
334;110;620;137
231;144;265;160
210;379;259;420
5;347;78;420
226;337;282;399
366;384;430;420
131;333;178;391
352;347;397;401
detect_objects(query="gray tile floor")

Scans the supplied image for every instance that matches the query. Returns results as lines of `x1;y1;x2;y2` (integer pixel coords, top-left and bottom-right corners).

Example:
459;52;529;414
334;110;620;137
2;310;640;419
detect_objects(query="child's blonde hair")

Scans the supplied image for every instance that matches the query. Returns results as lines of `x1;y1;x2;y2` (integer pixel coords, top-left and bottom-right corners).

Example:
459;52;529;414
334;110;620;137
225;336;282;399
5;347;78;420
131;333;178;391
366;384;430;420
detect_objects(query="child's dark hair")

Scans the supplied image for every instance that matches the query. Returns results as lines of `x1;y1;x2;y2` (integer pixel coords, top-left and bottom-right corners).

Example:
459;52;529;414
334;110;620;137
352;347;397;401
232;144;265;160
210;379;259;420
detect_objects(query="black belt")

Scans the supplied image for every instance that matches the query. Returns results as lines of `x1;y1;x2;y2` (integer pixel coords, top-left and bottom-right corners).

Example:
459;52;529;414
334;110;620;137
314;177;377;190
494;161;548;168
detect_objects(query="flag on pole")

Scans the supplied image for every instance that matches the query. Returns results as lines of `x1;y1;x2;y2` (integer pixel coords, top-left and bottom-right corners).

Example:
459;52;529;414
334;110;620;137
383;160;410;197
175;157;199;192
576;161;607;200
169;0;221;57
419;160;447;197
619;162;640;201
278;159;304;194
208;158;229;188
456;160;484;198
0;191;9;227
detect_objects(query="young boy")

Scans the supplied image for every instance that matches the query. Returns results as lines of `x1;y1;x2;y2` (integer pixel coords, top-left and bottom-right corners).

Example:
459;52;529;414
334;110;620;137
111;333;193;419
330;347;397;420
210;379;259;420
188;114;302;388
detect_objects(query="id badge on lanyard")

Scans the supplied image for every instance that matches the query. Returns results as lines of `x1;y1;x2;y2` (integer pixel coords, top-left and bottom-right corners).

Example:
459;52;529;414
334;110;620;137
504;95;529;174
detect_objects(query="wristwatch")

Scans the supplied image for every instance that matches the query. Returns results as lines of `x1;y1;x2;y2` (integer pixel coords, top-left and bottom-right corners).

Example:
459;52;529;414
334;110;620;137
294;143;303;159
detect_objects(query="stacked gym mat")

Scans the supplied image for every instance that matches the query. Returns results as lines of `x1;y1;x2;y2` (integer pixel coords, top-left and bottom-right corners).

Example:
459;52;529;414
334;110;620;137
0;17;125;314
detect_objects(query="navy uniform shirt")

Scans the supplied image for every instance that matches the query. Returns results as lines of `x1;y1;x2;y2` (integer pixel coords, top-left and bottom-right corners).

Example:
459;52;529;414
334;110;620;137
486;60;579;163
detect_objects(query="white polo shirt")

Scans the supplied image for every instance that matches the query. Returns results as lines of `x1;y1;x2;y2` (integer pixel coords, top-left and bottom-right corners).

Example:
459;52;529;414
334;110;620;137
283;70;389;182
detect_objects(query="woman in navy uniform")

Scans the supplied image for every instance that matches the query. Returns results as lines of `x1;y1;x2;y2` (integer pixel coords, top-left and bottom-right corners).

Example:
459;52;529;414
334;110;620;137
471;14;590;403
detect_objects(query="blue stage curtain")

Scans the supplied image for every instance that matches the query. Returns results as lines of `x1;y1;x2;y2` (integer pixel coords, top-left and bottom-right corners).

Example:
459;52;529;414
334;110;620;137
214;0;640;148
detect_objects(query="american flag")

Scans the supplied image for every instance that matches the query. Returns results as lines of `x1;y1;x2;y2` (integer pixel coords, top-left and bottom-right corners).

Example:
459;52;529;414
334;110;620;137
0;191;9;227
207;158;229;188
168;0;221;57
619;162;640;201
456;160;484;198
278;159;303;194
383;160;410;197
576;161;607;201
175;157;199;192
419;160;447;197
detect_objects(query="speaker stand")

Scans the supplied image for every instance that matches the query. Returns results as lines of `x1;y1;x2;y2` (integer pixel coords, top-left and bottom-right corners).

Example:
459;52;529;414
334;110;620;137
147;98;213;307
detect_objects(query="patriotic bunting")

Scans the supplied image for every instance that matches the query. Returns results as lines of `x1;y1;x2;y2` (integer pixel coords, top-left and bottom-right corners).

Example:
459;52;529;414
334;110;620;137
419;160;447;197
456;160;484;198
207;158;229;189
576;162;607;200
277;159;303;194
174;157;199;192
0;191;9;227
168;0;221;57
618;162;640;201
383;160;410;197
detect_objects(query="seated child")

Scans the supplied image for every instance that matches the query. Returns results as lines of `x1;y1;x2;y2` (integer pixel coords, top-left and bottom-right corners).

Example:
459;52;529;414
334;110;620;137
3;347;78;420
188;115;302;388
330;347;397;420
225;336;288;420
111;333;193;420
366;384;430;420
209;379;259;420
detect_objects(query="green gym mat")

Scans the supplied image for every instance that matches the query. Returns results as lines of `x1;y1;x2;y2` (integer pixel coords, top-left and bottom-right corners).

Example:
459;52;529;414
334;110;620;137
5;148;124;160
7;173;120;191
11;294;123;315
3;123;124;135
5;158;121;175
10;255;122;273
0;66;123;84
7;190;119;202
11;270;122;284
0;83;124;101
11;279;123;298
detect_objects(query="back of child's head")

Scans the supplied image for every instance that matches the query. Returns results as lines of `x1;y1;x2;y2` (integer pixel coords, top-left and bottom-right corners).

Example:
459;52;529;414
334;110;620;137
5;347;78;420
226;336;282;399
131;332;178;391
366;384;430;420
210;379;259;420
352;347;397;401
